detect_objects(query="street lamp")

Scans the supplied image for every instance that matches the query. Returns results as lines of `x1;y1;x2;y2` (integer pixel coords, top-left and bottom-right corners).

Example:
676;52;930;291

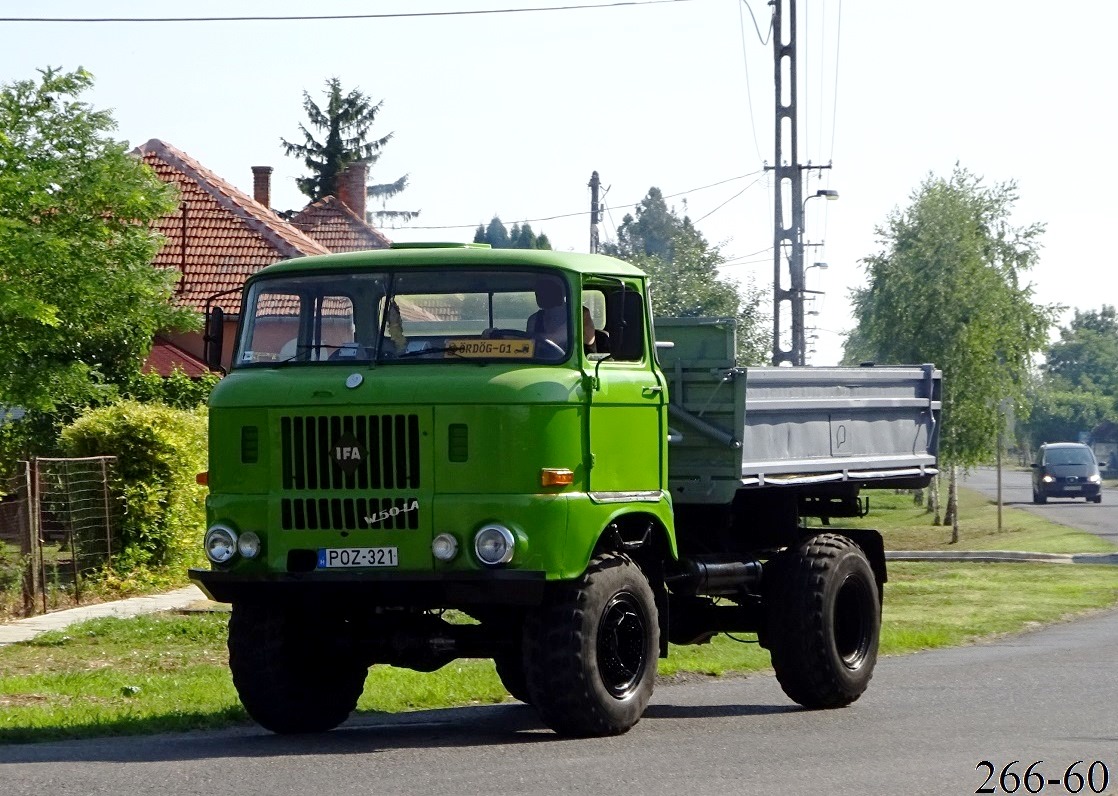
792;190;839;365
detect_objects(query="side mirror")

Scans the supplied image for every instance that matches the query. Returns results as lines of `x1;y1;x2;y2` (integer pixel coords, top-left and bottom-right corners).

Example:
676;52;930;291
1030;463;1039;469
204;306;225;371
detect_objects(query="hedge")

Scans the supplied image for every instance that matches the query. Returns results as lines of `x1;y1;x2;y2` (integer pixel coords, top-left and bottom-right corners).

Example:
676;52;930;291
60;401;207;573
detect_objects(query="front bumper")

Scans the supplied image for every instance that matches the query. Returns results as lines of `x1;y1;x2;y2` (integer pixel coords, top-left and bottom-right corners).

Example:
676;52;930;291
189;567;547;607
1040;482;1101;499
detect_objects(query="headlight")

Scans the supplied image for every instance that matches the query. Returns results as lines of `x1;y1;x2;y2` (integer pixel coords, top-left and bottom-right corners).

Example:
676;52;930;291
205;525;238;564
1088;474;1102;483
1042;475;1055;483
474;524;515;566
432;533;459;561
237;531;262;559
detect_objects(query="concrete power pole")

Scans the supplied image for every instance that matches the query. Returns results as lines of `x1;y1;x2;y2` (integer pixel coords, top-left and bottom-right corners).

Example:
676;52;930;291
769;0;802;365
768;0;830;366
589;171;601;254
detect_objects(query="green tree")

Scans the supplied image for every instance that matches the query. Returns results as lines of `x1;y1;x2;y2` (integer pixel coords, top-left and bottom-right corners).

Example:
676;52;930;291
473;217;552;250
1043;305;1118;395
1018;306;1118;451
605;187;769;365
281;77;416;222
0;67;192;418
1020;387;1111;448
843;166;1056;532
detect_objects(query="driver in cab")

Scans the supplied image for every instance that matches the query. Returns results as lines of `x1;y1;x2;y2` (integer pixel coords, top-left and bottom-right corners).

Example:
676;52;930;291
526;278;606;357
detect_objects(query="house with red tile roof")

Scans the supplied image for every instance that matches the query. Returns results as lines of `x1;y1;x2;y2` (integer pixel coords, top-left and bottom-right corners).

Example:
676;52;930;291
290;162;392;253
133;140;392;373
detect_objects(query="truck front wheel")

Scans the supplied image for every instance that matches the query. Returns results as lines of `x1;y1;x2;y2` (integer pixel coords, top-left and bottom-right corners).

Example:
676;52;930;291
765;533;881;709
523;552;659;736
228;601;368;734
493;645;531;704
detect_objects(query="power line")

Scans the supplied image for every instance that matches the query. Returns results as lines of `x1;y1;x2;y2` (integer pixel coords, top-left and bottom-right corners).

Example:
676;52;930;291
0;0;699;24
739;0;772;44
693;173;766;224
737;0;770;165
389;170;765;231
828;0;843;164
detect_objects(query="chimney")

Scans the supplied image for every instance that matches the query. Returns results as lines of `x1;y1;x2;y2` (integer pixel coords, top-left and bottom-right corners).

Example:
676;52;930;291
252;166;273;208
336;161;368;221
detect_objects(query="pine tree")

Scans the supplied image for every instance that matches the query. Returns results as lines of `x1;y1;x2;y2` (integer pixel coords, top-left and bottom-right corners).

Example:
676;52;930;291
281;78;417;222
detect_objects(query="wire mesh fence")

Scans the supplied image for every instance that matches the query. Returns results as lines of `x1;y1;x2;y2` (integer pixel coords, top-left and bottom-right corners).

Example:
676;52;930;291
0;457;117;617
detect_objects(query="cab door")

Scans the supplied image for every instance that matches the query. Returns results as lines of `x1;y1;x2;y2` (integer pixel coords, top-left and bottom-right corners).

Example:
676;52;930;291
585;286;665;496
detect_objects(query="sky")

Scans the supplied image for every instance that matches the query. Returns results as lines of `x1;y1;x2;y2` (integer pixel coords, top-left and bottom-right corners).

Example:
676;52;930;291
2;0;1115;366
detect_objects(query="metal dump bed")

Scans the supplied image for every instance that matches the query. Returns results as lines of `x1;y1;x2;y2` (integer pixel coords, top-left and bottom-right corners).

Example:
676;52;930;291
655;318;941;505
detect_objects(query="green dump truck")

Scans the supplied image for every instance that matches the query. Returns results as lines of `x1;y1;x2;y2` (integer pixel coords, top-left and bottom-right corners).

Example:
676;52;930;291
190;243;941;737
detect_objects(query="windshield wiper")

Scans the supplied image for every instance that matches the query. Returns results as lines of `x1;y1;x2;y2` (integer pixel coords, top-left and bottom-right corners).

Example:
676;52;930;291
396;346;478;362
274;343;358;365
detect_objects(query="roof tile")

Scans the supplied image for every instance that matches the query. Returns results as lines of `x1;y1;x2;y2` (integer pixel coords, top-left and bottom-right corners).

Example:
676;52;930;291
291;196;392;253
134;139;330;313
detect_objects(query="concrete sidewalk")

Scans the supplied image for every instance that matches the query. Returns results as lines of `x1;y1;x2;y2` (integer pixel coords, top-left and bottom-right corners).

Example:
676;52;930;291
0;585;210;647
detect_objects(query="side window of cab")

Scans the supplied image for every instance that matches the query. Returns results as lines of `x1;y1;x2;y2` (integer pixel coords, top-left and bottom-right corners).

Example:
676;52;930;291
604;287;646;362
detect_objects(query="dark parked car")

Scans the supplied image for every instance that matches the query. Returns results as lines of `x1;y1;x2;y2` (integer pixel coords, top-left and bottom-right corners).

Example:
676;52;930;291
1032;442;1102;504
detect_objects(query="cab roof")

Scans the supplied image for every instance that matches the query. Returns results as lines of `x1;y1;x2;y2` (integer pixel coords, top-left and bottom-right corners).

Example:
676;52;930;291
255;243;648;280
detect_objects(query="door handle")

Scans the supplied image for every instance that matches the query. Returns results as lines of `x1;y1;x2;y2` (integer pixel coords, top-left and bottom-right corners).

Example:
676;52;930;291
642;385;663;394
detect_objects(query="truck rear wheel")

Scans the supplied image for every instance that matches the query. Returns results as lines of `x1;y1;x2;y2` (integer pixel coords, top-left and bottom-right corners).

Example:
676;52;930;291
765;533;880;709
523;552;659;736
228;601;367;734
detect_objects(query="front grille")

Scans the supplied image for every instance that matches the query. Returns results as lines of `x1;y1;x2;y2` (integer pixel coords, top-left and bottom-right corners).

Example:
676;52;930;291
280;414;421;491
281;496;420;531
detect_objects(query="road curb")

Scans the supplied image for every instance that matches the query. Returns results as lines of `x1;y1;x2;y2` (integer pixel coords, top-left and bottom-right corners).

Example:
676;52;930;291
887;550;1118;565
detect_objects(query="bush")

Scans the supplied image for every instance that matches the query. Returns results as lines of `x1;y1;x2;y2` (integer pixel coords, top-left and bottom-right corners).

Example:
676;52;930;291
59;401;207;573
124;368;219;409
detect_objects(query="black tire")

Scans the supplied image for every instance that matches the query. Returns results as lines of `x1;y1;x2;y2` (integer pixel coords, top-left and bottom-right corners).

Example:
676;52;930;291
765;533;881;709
523;552;659;737
1092;493;1102;504
228;601;367;734
493;647;531;704
1033;490;1047;504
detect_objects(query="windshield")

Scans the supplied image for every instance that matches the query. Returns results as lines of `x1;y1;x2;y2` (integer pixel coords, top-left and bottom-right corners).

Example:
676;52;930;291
1043;446;1096;466
234;268;572;367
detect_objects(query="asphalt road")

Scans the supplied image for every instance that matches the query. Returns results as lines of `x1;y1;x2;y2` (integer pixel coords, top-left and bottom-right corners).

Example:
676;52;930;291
963;466;1118;547
2;607;1116;796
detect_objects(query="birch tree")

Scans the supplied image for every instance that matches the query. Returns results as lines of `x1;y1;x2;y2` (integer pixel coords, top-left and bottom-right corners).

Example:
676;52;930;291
843;166;1056;537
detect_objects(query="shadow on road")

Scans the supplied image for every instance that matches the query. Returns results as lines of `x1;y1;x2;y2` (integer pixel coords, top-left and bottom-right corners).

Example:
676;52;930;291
0;693;801;764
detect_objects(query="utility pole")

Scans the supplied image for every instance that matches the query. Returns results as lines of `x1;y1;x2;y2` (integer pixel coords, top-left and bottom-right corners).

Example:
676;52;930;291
768;0;830;366
588;171;601;254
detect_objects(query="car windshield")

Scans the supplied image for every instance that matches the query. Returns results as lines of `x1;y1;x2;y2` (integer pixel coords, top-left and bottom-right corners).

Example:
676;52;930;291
233;268;571;368
1044;447;1095;466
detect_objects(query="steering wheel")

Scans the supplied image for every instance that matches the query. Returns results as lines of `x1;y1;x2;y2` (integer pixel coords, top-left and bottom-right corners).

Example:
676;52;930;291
536;338;566;359
483;328;530;339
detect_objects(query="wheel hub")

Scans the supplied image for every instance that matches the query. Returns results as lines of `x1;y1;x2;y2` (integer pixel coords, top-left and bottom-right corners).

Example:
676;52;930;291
597;592;648;698
833;574;873;669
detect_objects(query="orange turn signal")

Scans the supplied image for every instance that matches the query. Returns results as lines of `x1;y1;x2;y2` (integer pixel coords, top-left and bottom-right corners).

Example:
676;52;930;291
540;468;574;487
196;471;209;486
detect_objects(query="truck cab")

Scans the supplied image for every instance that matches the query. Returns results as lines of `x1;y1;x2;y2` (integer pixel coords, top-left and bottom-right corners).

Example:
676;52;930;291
195;243;673;597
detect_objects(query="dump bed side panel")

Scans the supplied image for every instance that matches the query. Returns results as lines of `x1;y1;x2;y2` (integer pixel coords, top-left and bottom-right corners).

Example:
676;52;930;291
655;318;941;506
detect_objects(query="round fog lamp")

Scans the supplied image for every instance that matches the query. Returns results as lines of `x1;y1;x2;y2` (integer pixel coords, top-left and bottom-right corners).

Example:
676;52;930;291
474;524;515;566
237;531;262;559
205;525;238;564
432;533;459;561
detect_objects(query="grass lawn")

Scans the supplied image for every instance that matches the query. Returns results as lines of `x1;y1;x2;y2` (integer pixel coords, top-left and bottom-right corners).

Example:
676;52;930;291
1;486;1116;744
844;487;1117;554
